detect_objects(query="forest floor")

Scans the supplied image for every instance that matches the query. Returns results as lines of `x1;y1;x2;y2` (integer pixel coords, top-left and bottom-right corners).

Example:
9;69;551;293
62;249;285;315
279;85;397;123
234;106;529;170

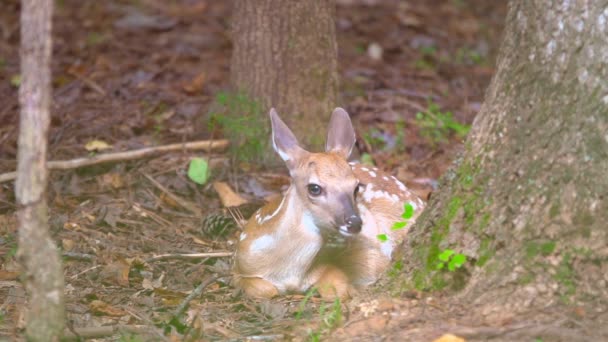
3;0;578;340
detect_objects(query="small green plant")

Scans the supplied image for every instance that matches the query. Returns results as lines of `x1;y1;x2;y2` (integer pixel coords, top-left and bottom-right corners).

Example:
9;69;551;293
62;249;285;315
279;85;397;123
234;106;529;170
435;249;467;271
208;91;268;163
295;287;318;319
362;128;386;150
455;46;485;65
415;100;470;144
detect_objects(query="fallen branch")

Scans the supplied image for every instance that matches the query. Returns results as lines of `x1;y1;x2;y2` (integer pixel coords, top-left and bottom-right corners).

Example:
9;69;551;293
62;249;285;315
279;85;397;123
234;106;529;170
141;172;201;216
146;251;233;263
0;139;229;183
173;275;221;319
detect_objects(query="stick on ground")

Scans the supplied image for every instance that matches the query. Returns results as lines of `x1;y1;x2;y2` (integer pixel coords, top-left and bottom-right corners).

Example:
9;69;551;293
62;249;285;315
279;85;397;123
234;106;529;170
0;139;229;183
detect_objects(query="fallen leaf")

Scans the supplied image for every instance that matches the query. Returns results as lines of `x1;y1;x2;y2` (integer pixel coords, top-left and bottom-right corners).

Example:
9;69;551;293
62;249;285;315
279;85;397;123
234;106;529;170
89;300;128;317
85;139;112;152
99;259;131;287
101;172;125;189
213;182;248;207
61;239;75;251
182;72;206;94
0;270;19;281
433;334;466;342
188;157;210;185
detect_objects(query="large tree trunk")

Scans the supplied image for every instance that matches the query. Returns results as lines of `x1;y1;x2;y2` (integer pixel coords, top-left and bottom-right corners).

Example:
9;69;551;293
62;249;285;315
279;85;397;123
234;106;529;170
393;0;608;323
16;0;65;340
231;0;339;150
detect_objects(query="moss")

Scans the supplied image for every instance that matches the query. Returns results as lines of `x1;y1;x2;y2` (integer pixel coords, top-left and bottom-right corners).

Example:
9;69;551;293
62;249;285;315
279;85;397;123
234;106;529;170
476;237;495;267
554;252;576;299
517;271;535;285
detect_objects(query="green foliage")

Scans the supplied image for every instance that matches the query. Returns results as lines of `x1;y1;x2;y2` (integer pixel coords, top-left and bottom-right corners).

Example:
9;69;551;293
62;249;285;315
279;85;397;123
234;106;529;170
360;153;375;166
296;290;343;341
415;100;470;144
376;234;388;242
413;45;438;70
378;202;417;242
362;128;386;150
295;288;318;319
187;157;209;185
208;91;268;163
435;249;467;271
455;46;485;65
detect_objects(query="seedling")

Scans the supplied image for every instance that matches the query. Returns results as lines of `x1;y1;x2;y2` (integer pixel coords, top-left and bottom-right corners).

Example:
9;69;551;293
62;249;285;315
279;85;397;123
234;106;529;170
415;100;470;144
187;157;209;185
436;249;467;271
208;91;268;163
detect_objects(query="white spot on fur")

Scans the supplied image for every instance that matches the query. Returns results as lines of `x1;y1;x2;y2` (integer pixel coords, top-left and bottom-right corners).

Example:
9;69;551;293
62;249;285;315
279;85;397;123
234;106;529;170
258;194;287;224
250;235;275;253
397;181;406;192
369;171;377;178
361;167;369;172
382;176;389;181
302;212;319;234
240;232;247;241
380;242;393;258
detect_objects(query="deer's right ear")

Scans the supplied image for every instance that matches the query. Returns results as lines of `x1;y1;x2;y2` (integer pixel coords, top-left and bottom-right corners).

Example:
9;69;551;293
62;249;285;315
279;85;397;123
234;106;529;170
270;108;307;169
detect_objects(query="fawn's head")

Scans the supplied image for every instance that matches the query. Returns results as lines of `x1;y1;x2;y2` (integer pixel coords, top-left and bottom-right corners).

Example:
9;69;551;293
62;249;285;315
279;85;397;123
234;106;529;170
270;108;362;236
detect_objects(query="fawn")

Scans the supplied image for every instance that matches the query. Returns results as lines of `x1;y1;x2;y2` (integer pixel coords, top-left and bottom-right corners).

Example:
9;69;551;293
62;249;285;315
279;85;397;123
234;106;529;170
233;108;425;299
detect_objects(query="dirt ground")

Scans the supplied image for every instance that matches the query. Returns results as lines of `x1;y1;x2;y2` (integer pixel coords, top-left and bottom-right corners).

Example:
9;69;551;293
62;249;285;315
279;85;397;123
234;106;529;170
0;0;516;340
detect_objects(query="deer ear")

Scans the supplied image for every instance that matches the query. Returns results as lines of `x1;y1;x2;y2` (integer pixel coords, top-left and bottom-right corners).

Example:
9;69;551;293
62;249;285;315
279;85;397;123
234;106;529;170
326;107;356;158
270;108;308;169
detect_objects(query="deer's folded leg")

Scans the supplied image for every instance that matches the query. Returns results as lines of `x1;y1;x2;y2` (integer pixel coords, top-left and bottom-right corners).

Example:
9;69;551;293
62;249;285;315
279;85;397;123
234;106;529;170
312;265;351;301
235;276;279;299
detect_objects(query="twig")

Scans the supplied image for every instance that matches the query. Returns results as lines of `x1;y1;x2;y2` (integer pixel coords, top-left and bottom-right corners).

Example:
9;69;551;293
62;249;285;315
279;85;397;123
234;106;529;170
62;324;164;341
146;252;232;263
62;252;95;262
141;172;201;216
69;265;102;280
173;275;220;318
0;139;229;183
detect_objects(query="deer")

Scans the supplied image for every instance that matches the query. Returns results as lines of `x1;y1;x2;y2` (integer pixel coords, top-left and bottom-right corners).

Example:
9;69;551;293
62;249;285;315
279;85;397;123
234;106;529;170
232;107;425;300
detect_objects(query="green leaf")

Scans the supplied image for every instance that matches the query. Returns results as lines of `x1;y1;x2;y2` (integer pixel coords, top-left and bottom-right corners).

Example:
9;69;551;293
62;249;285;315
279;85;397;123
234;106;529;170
10;74;21;87
360;153;375;166
391;221;407;230
402;203;415;219
436;262;444;270
438;249;454;262
376;234;388;242
187;157;209;185
451;253;467;268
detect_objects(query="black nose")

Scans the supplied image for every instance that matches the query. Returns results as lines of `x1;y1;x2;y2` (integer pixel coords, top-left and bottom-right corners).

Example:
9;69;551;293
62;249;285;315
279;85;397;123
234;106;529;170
345;215;362;234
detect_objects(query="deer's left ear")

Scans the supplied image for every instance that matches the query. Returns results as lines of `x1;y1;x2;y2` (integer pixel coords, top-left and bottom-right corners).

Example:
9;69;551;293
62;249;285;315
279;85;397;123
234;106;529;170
326;107;356;159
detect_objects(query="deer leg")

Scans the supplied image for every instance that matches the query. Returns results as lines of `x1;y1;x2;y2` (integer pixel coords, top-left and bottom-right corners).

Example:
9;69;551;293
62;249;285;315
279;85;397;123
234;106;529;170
312;265;351;300
235;277;279;299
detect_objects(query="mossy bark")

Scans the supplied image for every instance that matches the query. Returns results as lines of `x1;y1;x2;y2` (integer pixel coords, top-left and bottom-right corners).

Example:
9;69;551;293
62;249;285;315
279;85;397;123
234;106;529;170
391;0;608;320
230;0;339;151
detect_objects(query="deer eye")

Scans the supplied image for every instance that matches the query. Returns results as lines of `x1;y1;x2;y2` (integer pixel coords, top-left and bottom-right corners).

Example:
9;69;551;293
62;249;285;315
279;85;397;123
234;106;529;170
307;184;322;197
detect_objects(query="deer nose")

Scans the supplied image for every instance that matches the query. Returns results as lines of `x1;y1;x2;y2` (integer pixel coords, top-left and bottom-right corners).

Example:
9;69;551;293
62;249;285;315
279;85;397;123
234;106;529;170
345;215;362;234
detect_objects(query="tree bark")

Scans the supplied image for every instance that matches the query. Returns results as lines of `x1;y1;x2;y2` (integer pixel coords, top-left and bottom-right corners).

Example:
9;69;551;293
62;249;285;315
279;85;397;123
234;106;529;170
16;0;65;340
231;0;339;150
392;0;608;322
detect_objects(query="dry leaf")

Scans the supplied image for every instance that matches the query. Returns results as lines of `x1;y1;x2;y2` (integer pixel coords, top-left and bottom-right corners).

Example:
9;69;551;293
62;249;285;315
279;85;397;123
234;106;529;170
99;259;131;287
433;334;466;342
182;72;206;94
62;239;75;251
89;300;128;317
101;172;125;189
0;270;19;281
85;139;112;152
213;182;248;208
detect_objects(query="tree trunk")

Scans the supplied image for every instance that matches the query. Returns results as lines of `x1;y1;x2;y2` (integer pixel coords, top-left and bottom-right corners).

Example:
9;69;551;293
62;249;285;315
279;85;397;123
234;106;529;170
231;0;339;150
392;0;608;322
16;0;65;340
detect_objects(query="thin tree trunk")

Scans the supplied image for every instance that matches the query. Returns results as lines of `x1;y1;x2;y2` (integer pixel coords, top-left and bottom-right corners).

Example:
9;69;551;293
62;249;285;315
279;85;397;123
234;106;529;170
231;0;339;150
391;0;608;323
16;0;65;340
